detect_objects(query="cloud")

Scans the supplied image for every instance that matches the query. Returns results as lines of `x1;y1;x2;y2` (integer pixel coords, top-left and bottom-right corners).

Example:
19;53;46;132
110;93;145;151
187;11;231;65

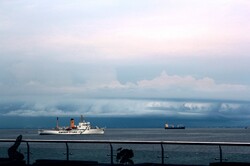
1;68;249;101
2;98;250;122
133;71;249;99
1;0;250;62
0;0;250;120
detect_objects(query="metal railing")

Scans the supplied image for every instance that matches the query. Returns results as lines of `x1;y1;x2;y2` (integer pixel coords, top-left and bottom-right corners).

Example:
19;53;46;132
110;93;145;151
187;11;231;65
1;139;250;165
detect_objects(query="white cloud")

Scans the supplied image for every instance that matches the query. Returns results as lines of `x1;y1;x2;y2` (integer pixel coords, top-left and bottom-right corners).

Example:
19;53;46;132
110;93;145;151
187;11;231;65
1;69;249;100
135;71;249;98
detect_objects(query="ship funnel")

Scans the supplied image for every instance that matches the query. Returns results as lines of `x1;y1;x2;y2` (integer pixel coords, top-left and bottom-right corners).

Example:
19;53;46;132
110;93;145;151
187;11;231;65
70;118;75;128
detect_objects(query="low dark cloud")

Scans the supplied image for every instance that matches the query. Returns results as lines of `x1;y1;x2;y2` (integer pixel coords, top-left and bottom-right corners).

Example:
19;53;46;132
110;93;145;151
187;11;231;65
1;98;250;120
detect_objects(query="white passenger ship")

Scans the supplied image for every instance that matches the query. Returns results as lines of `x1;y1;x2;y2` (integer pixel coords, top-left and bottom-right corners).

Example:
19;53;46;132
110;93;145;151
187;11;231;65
38;115;105;135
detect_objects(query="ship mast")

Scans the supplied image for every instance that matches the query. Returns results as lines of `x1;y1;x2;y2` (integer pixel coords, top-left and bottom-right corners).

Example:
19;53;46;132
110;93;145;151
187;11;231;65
80;115;84;122
56;117;59;129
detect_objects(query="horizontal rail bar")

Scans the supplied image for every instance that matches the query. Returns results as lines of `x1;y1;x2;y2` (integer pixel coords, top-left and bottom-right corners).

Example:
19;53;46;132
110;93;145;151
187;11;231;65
1;139;250;146
2;139;250;165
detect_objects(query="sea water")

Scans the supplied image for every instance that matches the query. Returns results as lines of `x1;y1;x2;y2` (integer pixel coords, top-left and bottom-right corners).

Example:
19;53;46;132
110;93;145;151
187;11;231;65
1;128;250;165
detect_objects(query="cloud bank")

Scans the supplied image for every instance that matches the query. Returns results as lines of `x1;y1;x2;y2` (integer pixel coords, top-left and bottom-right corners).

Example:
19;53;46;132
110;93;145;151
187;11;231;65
2;98;250;123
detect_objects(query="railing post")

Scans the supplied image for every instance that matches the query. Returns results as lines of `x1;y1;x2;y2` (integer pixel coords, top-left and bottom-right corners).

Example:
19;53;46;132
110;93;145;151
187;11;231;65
66;142;69;161
219;145;222;163
161;143;164;165
26;142;30;165
110;143;113;165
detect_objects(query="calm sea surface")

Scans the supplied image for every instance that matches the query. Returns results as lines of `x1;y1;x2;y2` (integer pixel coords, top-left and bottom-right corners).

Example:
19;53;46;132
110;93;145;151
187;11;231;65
1;128;250;165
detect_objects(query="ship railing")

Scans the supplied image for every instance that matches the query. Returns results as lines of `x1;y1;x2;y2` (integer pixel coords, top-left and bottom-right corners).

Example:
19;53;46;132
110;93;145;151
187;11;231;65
1;139;250;165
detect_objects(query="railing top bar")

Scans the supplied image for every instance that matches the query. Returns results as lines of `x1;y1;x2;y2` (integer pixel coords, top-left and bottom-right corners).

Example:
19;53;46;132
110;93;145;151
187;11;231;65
1;139;250;146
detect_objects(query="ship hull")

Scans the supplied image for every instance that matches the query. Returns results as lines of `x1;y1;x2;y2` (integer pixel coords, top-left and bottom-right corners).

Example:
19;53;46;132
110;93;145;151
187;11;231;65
39;129;104;135
165;127;185;129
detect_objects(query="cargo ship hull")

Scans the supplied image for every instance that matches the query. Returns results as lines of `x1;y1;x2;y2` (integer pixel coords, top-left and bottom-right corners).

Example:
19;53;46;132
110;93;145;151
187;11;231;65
164;126;185;129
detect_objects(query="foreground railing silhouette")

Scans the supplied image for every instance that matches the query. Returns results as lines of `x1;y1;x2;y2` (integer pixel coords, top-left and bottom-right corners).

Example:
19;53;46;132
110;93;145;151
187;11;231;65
1;139;250;165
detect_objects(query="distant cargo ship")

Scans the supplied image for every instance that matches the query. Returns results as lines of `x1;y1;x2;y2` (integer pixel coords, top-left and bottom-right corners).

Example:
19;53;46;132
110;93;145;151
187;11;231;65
38;115;105;135
164;123;185;129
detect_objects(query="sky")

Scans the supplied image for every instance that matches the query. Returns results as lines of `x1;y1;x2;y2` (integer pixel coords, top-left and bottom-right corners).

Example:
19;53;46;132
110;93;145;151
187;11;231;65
0;0;250;126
